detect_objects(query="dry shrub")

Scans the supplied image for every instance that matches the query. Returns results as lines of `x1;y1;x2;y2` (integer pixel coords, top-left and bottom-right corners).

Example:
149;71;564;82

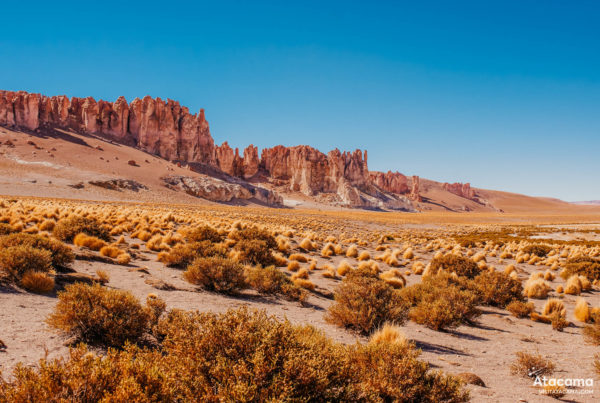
399;273;480;331
287;260;300;272
564;275;582;295
299;238;315;251
523;244;552;258
542;299;566;318
291;268;309;280
0;245;52;281
0;308;474;402
403;248;414;259
346;244;358;258
369;323;409;347
184;257;246;294
0;223;15;235
38;219;55;232
20;271;54;294
0;233;73;269
229;226;276;249
583;322;600;345
507;301;535;318
116;253;131;265
99;245;122;258
337;259;353;276
95;269;110;284
574;297;591;322
357;251;371;261
326;268;408;335
53;216;110;243
158;241;227;268
471;270;523;307
510;351;555;378
430;254;480;279
321;243;335;257
233;239;275;266
293;278;315;290
74;233;107;251
47;283;151;348
379;269;406;289
245;266;306;301
186;225;223;243
523;278;551;299
289;253;308;262
563;256;600;281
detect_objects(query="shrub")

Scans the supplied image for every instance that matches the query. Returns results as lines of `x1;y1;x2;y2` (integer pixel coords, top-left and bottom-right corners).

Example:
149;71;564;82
522;244;552;258
73;233;107;251
245;266;306;302
186;225;223;243
507;301;535;318
20;271;54;294
0;308;469;402
564;275;582;295
345;244;358;258
399;273;480;331
289;253;308;262
523;278;550;299
0;233;73;269
326;268;409;334
0;246;52;281
233;239;275;266
0;223;15;235
229;226;276;249
562;256;600;281
158;241;227;268
429;254;480;279
184;257;246;294
47;283;150;347
53;216;110;243
293;278;316;290
583;322;600;345
574;298;591;322
99;245;122;258
471;270;523;307
510;351;555;378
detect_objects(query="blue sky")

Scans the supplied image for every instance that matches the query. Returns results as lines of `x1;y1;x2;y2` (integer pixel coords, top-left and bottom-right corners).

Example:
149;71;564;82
1;1;598;201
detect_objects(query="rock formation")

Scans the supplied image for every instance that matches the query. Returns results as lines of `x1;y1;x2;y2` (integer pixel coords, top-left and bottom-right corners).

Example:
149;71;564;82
0;90;215;165
443;182;475;200
370;171;409;194
0;90;483;211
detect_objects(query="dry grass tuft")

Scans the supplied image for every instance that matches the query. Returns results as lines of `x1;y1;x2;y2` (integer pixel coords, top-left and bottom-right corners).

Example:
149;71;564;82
20;271;54;294
510;351;555;378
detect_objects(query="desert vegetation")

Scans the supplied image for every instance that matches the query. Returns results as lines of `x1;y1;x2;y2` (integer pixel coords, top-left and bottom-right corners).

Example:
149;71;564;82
2;197;600;400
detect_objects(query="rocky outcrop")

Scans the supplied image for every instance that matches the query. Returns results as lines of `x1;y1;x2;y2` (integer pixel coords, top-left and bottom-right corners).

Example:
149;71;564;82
370;171;409;194
443;182;475;200
0;90;215;165
214;143;259;180
162;175;282;205
409;176;422;202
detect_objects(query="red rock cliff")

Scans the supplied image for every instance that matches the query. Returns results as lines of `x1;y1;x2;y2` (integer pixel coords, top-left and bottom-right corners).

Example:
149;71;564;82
443;182;475;200
370;171;409;194
0;90;215;165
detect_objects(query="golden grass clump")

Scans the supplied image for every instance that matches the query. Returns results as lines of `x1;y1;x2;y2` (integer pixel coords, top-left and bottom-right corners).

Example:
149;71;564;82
20;271;55;294
73;233;107;251
574;297;591;322
99;245;123;259
357;251;371;261
523;278;551;299
293;278;315;290
287;260;301;272
542;298;566;318
429;254;480;279
337;259;353;276
345;244;358;258
369;323;409;348
564;275;582;295
291;268;309;280
53;215;110;243
402;248;414;260
299;238;315;251
379;269;406;289
506;300;535;318
96;269;110;284
320;242;335;258
116;253;131;266
288;253;308;263
245;266;306;302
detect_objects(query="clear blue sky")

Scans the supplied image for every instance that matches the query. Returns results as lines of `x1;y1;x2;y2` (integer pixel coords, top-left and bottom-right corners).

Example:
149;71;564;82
1;1;598;201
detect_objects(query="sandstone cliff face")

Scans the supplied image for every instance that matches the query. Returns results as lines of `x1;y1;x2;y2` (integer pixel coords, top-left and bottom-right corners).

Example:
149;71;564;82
214;143;259;180
409;176;422;202
0;90;215;165
370;171;409;194
443;182;475;200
